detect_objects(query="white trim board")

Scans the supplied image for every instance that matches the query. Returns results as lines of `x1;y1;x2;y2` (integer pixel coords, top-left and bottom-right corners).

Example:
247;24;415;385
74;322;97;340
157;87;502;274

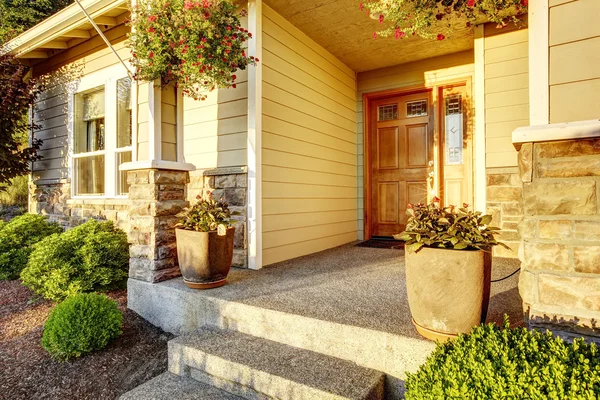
247;0;263;270
513;119;600;145
474;24;486;213
529;0;549;125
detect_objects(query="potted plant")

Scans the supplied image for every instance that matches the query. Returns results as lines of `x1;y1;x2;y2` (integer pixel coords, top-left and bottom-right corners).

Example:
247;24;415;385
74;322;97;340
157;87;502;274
175;196;235;289
394;198;509;342
128;0;257;101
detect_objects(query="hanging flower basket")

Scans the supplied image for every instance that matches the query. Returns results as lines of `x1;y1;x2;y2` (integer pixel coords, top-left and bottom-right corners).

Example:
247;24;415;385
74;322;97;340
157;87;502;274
362;0;528;40
129;0;257;100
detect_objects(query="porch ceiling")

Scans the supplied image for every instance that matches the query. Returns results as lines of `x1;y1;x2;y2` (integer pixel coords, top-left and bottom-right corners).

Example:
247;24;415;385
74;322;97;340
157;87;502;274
264;0;475;73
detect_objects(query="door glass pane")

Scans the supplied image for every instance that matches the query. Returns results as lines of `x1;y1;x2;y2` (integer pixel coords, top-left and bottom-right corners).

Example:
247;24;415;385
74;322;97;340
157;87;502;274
75;87;105;154
75;155;105;195
116;151;132;195
117;77;132;148
444;94;463;165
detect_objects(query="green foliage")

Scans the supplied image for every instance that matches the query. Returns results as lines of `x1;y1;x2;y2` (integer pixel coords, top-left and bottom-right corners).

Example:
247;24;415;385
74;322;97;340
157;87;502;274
42;293;123;360
362;0;527;40
406;318;600;399
0;175;29;207
177;195;234;232
21;219;129;301
395;198;508;253
0;213;62;280
0;54;44;186
128;0;256;100
0;0;72;43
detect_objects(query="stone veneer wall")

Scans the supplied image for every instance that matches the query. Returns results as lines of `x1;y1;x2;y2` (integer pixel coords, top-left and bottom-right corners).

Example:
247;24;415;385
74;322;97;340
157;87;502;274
486;167;523;258
188;167;247;268
517;138;600;341
29;179;129;231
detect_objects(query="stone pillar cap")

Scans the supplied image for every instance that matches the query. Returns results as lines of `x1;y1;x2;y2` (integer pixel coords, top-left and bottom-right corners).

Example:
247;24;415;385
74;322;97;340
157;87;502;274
120;160;196;172
513;119;600;148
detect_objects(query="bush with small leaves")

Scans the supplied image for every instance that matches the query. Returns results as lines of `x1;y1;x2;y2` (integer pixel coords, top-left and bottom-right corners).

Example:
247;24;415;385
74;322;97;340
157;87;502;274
0;213;62;280
405;317;600;399
21;219;129;301
42;293;123;360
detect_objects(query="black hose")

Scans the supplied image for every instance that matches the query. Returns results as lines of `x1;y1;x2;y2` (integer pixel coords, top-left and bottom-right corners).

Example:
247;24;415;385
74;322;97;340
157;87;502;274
491;268;521;283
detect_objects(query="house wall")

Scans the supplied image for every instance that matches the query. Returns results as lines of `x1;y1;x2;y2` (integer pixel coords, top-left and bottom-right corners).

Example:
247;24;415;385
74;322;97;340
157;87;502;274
356;51;474;241
260;5;357;266
549;0;600;124
483;23;529;258
30;24;131;230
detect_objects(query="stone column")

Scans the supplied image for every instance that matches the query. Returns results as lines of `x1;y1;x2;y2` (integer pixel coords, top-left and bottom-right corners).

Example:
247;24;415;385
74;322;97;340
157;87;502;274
127;168;189;283
517;137;600;341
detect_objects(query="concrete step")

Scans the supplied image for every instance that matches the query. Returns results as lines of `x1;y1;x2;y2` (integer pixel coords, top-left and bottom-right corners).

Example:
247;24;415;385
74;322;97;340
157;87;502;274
129;277;435;399
168;327;385;400
119;372;243;400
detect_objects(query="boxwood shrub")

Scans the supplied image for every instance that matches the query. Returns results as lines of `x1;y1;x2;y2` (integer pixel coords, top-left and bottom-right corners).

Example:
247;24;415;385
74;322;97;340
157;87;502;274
42;293;123;360
21;219;129;301
0;214;62;280
406;318;600;399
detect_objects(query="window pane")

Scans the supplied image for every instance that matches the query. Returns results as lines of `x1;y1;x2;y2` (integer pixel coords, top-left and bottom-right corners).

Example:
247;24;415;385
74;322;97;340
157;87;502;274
75;87;105;154
116;151;132;195
444;95;463;165
117;77;132;148
75;155;105;195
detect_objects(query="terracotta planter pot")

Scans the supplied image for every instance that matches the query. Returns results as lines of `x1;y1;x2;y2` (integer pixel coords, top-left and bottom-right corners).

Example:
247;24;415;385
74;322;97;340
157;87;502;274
405;247;492;342
175;227;235;289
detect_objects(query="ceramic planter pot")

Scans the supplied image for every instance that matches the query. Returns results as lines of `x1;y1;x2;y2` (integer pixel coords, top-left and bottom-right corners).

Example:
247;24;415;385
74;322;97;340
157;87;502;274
175;227;235;289
405;247;492;342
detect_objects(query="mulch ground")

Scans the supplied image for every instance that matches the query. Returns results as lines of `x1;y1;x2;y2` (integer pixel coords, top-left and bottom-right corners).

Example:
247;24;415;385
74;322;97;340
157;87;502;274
0;280;174;400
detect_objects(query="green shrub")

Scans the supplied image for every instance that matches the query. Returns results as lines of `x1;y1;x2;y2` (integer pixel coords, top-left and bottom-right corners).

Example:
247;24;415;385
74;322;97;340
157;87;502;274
21;219;129;301
42;293;123;360
406;318;600;399
0;213;62;280
0;175;29;207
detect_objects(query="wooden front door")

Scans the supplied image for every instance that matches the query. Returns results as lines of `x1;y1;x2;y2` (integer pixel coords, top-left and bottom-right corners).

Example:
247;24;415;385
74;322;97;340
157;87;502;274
369;91;434;237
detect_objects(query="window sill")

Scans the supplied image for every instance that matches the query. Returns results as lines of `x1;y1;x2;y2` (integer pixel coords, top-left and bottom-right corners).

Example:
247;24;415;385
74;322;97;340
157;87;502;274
67;197;129;206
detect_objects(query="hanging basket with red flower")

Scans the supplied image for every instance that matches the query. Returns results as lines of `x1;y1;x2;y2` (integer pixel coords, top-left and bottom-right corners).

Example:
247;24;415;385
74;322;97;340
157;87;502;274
362;0;528;40
129;0;257;100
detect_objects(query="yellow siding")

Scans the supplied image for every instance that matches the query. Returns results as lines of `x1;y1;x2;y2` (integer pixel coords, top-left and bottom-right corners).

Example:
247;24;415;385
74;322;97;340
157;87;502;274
182;13;248;169
32;25;129;181
161;85;177;161
261;5;357;266
356;51;474;240
549;0;600;123
483;24;529;168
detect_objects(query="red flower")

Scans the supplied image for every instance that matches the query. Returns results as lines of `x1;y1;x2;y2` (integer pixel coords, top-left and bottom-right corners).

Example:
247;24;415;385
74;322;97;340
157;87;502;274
231;74;237;80
378;14;384;23
467;0;475;7
148;51;154;58
395;29;405;39
147;15;157;23
147;27;156;33
232;84;237;89
463;203;469;208
436;34;445;40
373;32;377;39
432;196;441;203
359;3;363;11
184;0;194;9
520;0;528;5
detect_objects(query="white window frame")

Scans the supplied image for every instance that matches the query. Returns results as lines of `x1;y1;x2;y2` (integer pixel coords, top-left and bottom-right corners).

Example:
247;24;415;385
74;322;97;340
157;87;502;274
68;64;136;199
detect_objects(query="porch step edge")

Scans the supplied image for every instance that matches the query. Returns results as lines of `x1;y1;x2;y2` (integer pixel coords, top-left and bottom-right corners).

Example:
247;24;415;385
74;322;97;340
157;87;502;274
119;372;243;400
168;327;385;400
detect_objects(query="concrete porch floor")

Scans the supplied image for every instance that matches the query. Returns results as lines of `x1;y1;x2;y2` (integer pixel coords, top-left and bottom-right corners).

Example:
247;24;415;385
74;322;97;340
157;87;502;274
129;242;523;398
136;242;524;339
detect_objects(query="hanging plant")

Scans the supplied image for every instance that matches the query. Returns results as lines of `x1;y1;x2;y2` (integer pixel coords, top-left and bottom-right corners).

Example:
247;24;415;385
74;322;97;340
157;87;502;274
128;0;257;100
361;0;528;40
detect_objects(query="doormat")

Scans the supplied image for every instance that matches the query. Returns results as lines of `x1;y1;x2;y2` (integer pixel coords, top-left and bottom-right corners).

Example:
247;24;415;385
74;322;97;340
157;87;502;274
356;239;405;250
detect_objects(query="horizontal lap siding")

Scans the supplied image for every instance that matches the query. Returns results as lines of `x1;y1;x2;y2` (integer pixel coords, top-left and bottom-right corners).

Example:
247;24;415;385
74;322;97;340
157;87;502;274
32;25;130;182
356;51;475;240
549;0;600;123
483;25;529;168
261;5;357;266
183;13;248;169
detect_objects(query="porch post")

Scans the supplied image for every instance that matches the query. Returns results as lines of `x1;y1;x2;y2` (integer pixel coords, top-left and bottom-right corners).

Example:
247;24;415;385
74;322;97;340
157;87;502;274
121;79;195;283
247;0;263;270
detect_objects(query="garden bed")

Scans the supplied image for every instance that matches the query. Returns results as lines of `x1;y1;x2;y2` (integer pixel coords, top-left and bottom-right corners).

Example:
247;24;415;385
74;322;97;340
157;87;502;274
0;280;173;399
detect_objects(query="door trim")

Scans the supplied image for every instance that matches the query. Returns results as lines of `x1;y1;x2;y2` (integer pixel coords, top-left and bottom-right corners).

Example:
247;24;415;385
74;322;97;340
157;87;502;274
362;79;472;240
